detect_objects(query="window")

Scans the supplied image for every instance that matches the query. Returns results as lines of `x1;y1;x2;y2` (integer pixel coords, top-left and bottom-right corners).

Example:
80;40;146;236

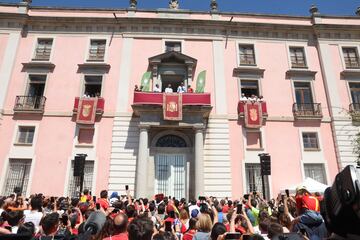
84;75;102;97
240;80;259;98
239;45;256;65
302;132;319;150
27;75;46;97
349;82;360;111
343;47;360;69
3;159;32;196
290;47;307;68
33;39;53;61
78;128;95;144
68;160;94;197
165;41;182;53
246;131;262;149
304;164;327;184
294;82;313;104
245;163;270;199
88;39;106;61
16;126;35;144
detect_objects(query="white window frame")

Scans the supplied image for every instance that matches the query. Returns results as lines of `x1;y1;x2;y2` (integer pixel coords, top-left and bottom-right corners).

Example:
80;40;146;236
236;41;258;67
162;39;185;53
346;80;360;106
338;44;360;71
285;42;310;70
31;36;56;62
85;37;109;63
301;132;320;151
81;74;105;97
15;126;36;146
302;163;328;185
298;128;330;185
10;122;39;158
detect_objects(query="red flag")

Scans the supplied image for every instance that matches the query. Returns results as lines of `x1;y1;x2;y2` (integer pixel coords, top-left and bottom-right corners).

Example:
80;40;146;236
76;98;98;124
163;93;182;121
244;102;263;128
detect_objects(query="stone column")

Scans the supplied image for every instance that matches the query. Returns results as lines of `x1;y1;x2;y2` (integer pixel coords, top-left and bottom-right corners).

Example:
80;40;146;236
194;126;205;197
135;125;149;198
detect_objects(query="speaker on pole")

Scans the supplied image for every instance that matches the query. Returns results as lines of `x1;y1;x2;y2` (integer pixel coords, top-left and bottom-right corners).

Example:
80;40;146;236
260;154;271;176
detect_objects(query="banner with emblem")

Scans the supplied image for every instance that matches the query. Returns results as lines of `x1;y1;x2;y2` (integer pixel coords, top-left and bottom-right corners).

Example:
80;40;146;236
163;93;182;121
244;102;263;128
76;98;98;124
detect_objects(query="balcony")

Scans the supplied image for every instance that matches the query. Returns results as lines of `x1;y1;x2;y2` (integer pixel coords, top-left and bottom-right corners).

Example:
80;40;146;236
132;92;212;120
133;92;211;106
237;101;268;117
292;103;322;120
73;97;105;115
14;96;46;113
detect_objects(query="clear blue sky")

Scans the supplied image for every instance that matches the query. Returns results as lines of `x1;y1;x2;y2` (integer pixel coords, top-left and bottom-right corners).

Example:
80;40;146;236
0;0;359;16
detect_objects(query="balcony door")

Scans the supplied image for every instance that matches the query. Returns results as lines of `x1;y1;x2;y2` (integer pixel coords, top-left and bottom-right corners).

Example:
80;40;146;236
27;75;46;97
294;82;314;112
349;82;360;111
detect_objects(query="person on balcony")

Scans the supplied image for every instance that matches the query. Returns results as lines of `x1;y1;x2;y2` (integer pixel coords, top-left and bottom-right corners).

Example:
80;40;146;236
257;96;264;102
187;85;194;93
249;94;257;103
153;84;161;93
165;84;173;93
134;85;140;92
240;93;248;102
82;92;90;98
177;82;187;93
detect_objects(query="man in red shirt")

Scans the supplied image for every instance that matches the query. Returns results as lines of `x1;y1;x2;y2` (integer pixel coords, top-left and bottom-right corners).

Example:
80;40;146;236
295;186;320;214
97;190;110;210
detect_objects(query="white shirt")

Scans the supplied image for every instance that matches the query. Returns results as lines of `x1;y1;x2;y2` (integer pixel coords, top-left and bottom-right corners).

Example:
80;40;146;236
240;96;248;102
177;85;186;93
24;209;43;226
165;87;173;93
154;86;161;92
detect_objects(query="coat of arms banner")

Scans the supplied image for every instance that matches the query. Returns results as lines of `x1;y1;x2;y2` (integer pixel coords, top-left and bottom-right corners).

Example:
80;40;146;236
163;93;182;121
244;102;263;128
76;98;98;124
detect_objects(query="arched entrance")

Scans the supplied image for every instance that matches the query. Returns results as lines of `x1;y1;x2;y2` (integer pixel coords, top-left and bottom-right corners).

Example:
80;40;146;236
151;131;191;199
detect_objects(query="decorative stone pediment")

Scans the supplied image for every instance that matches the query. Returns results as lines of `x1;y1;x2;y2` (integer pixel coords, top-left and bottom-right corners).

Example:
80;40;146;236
149;51;197;79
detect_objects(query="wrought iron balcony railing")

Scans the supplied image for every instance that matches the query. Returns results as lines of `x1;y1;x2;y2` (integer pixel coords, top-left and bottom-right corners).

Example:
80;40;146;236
14;96;46;113
292;103;322;119
349;103;360;113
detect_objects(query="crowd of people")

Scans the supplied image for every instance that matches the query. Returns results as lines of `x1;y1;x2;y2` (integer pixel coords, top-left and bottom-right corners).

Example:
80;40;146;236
0;185;346;240
240;94;264;103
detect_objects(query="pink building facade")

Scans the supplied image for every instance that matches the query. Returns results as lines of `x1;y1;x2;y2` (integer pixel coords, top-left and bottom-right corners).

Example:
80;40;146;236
0;1;358;199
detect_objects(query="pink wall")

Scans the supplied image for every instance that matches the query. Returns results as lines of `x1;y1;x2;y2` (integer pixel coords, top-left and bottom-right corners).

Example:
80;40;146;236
228;121;244;198
94;118;113;194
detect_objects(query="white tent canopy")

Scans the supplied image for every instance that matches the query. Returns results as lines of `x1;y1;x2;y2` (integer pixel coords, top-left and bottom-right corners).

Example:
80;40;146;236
281;177;329;194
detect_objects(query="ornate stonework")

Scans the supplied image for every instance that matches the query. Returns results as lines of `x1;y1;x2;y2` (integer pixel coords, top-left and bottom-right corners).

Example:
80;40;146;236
129;0;137;9
169;0;179;9
210;0;218;12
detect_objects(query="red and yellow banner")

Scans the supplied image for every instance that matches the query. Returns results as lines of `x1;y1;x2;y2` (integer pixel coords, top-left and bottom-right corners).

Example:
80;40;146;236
76;98;98;124
244;102;263;128
163;93;182;121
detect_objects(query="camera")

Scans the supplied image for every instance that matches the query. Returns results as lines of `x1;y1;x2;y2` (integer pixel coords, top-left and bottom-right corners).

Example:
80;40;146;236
322;165;360;238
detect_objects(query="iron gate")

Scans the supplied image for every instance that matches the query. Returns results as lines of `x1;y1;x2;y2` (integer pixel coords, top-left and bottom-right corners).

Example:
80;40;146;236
3;159;32;196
